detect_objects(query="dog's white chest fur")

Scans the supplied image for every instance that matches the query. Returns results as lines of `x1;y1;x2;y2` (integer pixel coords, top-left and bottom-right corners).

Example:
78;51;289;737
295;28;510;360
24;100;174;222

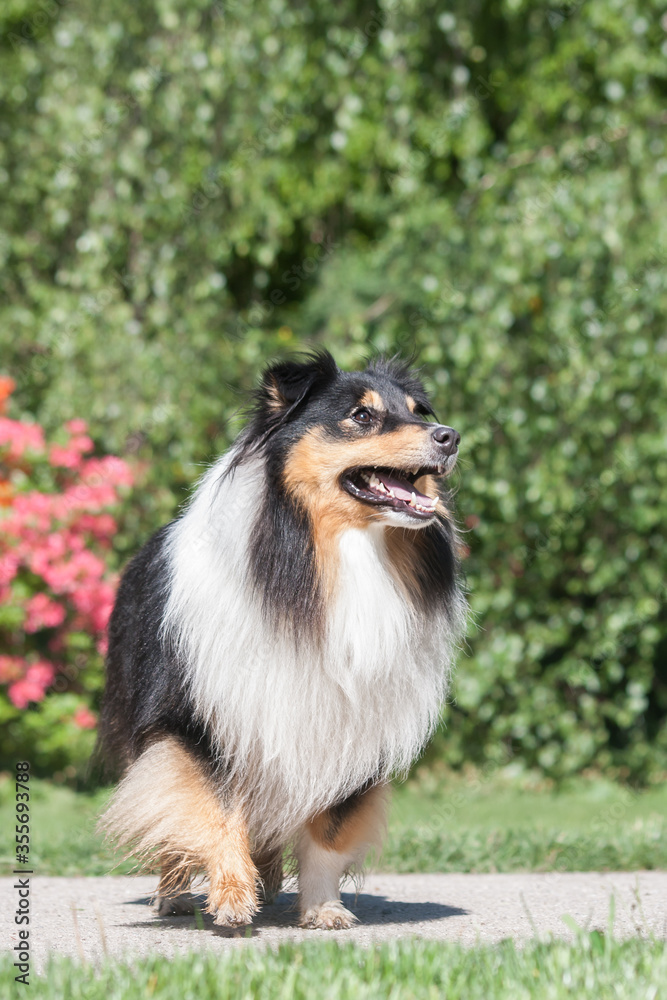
163;458;462;844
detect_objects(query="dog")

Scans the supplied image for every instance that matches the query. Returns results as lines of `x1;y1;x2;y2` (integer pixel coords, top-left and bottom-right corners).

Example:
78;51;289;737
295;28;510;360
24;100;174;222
98;350;466;929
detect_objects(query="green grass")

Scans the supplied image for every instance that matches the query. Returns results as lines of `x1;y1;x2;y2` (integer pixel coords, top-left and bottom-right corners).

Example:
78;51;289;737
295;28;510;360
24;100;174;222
0;779;131;877
1;771;665;877
2;937;666;999
382;770;667;873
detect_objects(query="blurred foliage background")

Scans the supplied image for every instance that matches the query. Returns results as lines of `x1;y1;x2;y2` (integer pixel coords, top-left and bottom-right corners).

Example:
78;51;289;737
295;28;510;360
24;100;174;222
1;0;666;782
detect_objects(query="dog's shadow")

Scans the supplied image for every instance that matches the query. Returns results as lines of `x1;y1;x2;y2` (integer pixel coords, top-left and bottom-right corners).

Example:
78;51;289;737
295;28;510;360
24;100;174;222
127;888;467;937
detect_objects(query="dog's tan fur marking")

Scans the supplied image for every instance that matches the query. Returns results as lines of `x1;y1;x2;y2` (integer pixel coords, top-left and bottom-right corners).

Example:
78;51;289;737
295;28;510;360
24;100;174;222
282;425;436;595
99;737;259;926
157;859;194;898
405;395;416;413
265;377;286;411
307;784;389;855
359;389;385;412
206;808;259;926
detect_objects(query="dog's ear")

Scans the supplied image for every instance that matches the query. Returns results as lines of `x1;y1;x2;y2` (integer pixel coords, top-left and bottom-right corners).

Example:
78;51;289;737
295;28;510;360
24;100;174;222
260;350;338;417
228;351;339;472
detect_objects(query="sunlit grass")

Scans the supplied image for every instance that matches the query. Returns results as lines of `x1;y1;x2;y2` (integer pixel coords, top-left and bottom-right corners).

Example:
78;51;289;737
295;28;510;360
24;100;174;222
0;771;665;877
3;936;666;1000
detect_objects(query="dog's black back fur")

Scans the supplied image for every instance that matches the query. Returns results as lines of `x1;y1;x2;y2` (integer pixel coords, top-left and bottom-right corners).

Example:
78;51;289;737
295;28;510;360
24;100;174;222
99;527;211;776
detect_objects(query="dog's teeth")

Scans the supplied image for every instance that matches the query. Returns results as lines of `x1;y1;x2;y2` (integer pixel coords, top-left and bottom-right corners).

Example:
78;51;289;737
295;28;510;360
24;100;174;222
410;492;417;507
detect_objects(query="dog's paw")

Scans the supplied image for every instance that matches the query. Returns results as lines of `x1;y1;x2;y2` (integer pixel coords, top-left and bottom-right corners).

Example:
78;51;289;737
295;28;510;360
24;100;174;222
299;900;358;930
208;881;258;928
213;908;254;928
156;893;196;917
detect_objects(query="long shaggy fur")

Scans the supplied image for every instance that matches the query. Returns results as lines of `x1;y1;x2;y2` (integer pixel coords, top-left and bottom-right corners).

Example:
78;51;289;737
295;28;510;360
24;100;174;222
98;350;467;922
160;451;466;845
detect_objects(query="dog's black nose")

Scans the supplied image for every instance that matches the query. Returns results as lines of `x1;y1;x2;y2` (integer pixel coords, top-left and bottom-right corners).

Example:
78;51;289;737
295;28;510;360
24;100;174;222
432;425;460;455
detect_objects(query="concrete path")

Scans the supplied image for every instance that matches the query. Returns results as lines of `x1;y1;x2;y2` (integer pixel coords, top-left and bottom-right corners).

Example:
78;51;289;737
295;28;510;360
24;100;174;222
2;872;665;970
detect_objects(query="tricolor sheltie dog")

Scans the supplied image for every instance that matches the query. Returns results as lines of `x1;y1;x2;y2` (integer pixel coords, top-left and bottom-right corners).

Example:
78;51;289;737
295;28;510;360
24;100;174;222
99;350;466;930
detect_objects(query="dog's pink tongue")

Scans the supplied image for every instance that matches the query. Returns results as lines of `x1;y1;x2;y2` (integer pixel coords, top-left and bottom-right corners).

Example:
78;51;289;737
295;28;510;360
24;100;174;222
377;472;431;503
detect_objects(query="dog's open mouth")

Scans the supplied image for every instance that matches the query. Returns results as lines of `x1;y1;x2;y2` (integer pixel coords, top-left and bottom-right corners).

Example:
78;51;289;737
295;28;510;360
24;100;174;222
341;466;442;519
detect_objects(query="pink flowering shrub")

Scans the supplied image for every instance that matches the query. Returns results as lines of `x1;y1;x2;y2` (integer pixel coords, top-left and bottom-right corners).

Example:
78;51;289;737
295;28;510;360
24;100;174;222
0;377;133;776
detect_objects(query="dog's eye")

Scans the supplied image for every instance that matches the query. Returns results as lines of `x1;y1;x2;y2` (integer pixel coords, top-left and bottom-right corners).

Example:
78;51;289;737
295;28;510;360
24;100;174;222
352;408;373;425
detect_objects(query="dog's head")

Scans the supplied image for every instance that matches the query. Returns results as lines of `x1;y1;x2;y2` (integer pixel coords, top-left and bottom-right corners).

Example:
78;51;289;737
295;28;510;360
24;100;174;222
239;350;460;531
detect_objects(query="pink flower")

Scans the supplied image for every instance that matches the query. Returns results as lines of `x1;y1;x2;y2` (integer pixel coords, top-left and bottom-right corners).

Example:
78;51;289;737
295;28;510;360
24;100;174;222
60;481;117;513
0;655;26;683
0;418;45;459
26;533;68;577
73;706;97;729
40;550;106;596
76;513;117;540
23;593;66;632
0;553;19;585
50;434;94;468
1;409;132;712
68;434;94;454
70;578;115;632
89;581;116;632
65;531;85;552
65;419;88;434
81;456;134;488
49;445;84;470
8;661;55;708
13;491;56;522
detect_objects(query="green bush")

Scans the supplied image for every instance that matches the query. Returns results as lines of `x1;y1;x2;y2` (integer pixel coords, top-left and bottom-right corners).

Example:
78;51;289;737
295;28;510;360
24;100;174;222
1;0;665;779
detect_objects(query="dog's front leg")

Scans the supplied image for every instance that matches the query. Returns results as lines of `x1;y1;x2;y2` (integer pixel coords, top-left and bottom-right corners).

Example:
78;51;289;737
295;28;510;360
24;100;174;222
297;783;388;929
99;737;259;927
